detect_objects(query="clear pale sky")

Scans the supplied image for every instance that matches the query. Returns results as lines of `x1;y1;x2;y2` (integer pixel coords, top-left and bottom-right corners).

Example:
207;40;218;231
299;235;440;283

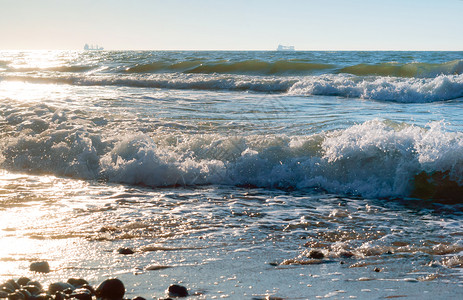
1;0;462;51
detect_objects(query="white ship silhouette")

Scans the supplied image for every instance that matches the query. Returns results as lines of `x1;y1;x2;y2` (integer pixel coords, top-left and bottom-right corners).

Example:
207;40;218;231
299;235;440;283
84;44;104;51
277;44;295;51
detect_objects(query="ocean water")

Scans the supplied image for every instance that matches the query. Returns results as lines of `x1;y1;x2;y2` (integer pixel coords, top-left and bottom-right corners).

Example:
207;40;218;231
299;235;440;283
1;50;463;299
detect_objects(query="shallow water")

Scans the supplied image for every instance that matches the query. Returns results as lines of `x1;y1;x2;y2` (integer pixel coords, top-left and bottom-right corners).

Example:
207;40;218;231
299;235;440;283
1;50;463;299
1;172;463;298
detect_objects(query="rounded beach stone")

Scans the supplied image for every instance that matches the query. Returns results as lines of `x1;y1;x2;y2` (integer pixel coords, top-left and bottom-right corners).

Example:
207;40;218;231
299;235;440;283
166;284;188;297
25;282;42;291
117;247;135;255
29;261;50;273
17;289;31;300
33;293;52;300
7;292;25;300
308;249;324;259
54;292;66;300
16;278;31;287
80;284;96;296
48;282;74;294
69;288;92;300
339;250;354;258
6;280;19;291
67;278;88;289
1;282;15;293
23;285;41;296
96;278;125;300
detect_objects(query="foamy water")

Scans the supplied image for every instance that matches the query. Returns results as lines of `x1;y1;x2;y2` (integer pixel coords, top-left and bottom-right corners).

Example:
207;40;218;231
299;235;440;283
1;50;463;298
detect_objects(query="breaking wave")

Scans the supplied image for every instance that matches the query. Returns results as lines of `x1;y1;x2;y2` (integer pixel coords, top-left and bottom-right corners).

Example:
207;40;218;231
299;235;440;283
3;72;463;102
289;74;463;102
1;103;463;200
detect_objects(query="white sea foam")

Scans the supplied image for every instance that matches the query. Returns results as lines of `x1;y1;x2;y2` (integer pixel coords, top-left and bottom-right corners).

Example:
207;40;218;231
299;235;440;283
2;103;463;199
288;74;463;102
4;72;463;103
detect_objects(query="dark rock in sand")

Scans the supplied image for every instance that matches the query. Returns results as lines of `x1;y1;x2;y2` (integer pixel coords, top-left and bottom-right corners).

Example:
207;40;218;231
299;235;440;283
69;288;93;300
17;289;31;300
167;285;188;298
374;267;381;272
132;297;146;300
7;292;25;300
1;282;15;294
48;282;74;295
96;278;125;300
339;250;354;258
6;280;20;291
308;249;324;259
30;262;50;273
80;285;96;296
17;278;31;287
23;285;41;296
67;279;89;289
33;293;52;300
117;247;135;255
25;282;42;291
54;292;66;300
63;288;74;295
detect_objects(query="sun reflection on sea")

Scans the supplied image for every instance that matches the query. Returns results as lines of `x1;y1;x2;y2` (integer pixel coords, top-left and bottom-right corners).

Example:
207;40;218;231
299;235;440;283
2;50;79;70
0;170;104;281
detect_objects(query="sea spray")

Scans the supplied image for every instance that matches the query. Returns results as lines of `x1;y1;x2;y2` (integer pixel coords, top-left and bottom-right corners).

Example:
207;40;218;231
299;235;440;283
2;101;463;199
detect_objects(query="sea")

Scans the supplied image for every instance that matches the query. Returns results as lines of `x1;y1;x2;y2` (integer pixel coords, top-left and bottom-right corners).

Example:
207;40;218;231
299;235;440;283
1;50;463;299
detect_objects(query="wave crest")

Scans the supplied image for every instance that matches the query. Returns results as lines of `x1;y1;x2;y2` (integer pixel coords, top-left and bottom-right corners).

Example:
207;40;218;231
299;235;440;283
2;104;463;200
340;60;463;78
289;74;463;102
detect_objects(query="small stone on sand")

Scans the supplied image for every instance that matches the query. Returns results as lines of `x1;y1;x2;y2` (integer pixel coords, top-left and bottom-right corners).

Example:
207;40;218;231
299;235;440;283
167;284;188;297
117;247;135;255
30;261;50;273
308;249;324;259
96;278;125;300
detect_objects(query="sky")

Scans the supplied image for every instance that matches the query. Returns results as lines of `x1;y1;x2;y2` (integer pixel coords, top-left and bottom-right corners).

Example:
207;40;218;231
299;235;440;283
0;0;462;51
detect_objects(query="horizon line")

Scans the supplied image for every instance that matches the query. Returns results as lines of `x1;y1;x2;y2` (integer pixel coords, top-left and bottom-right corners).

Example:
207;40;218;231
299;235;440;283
0;48;462;52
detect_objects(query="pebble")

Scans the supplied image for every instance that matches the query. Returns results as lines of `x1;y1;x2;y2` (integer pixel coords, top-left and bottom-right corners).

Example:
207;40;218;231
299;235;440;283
167;284;188;297
69;288;92;300
1;276;189;300
374;267;381;272
1;283;15;293
79;284;96;296
308;249;325;259
16;278;31;287
26;281;42;291
29;262;50;273
67;279;89;289
7;292;25;300
23;285;41;295
16;289;31;300
6;280;19;291
117;247;135;255
339;251;354;258
96;278;125;300
48;282;74;294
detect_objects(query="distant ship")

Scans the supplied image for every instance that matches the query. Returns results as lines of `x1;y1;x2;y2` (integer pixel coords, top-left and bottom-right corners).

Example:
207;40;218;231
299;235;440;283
277;44;295;51
84;44;104;51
